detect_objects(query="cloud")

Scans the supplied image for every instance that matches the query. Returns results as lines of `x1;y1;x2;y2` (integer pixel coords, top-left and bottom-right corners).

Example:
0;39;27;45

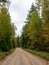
9;0;35;36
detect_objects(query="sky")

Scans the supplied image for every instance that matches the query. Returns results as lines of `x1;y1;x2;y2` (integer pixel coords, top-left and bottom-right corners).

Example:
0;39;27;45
9;0;35;36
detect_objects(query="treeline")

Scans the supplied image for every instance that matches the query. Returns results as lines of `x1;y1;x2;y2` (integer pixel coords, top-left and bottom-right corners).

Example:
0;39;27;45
0;0;16;51
21;0;49;52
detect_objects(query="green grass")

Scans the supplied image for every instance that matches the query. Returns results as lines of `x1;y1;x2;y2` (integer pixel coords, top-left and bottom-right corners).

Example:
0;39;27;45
0;48;15;60
0;52;7;60
25;49;49;61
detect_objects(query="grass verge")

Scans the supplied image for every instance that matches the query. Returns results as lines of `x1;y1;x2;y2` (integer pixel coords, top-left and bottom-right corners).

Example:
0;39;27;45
0;48;15;60
25;49;49;61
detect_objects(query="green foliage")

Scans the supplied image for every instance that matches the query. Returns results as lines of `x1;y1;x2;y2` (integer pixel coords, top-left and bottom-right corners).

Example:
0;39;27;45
0;0;8;2
0;7;16;51
16;36;22;47
37;0;49;22
36;0;49;52
0;48;15;60
21;4;42;49
0;7;11;51
21;1;49;52
25;49;49;60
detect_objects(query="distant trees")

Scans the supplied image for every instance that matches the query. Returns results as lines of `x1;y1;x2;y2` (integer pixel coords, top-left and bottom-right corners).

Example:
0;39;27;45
21;1;49;52
16;36;20;47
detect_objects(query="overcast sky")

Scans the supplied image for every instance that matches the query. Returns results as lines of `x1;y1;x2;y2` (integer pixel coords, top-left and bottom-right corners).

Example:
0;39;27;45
9;0;35;36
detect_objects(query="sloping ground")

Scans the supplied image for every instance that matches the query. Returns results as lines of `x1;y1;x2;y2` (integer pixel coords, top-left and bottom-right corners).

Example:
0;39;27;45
0;48;49;65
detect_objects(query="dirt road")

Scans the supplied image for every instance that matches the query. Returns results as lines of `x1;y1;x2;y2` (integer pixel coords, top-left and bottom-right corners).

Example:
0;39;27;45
1;48;49;65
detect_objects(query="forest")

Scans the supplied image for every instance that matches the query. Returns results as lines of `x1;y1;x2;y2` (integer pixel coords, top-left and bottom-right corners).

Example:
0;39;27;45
0;0;49;59
0;0;17;52
20;0;49;52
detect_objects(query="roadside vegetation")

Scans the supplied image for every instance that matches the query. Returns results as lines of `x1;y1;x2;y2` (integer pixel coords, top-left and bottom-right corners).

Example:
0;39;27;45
0;48;15;60
20;0;49;60
0;0;17;60
25;49;49;60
